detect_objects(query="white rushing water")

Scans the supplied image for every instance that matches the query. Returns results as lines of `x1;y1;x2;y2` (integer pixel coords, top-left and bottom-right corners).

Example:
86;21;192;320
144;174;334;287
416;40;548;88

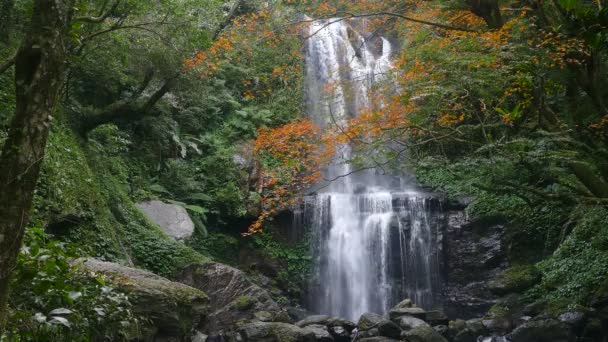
298;18;440;320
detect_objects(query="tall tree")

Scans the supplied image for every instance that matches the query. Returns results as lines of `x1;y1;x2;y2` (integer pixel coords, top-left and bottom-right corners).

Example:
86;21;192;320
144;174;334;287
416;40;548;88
0;0;74;327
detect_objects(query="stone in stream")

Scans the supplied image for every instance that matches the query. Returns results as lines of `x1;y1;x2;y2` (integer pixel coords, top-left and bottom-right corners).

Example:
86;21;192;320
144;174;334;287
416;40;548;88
358;312;384;331
359;337;400;342
327;317;357;332
424;311;449;326
136;200;194;240
508;319;575;342
328;326;350;342
296;315;331;327
389;307;427;321
377;319;402;339
402;325;449;342
398;315;430;330
302;324;334;342
239;322;315;342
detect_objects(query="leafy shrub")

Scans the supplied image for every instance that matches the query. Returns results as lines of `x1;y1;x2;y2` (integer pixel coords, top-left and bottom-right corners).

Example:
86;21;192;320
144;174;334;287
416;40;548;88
3;228;141;341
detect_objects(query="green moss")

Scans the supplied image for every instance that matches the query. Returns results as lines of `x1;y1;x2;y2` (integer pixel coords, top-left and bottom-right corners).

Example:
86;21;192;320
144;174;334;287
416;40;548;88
234;295;254;311
490;265;541;295
32;123;206;277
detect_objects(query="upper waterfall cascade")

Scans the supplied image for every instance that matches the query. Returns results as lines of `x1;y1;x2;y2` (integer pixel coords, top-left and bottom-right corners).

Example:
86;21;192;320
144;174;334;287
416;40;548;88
295;18;442;321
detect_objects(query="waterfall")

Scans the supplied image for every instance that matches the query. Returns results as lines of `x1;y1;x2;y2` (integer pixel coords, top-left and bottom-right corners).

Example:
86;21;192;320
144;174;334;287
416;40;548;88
298;18;441;321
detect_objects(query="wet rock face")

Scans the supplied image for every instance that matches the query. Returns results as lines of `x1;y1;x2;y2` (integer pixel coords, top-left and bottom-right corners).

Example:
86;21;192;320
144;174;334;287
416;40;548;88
441;212;508;319
176;262;281;332
136;200;194;240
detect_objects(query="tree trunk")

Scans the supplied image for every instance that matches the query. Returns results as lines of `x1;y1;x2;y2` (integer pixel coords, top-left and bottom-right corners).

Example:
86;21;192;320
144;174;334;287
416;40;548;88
0;0;73;328
467;0;504;29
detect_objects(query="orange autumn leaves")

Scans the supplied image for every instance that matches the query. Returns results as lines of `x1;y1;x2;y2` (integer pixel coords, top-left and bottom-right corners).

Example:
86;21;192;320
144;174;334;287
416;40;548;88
247;120;334;235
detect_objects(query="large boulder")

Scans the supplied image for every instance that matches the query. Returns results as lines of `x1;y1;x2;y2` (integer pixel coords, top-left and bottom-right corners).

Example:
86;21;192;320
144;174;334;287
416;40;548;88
296;315;331;327
402;325;449;342
177;262;281;332
358;312;384;330
398;315;430;330
239;322;315;342
137;200;194;240
76;259;207;339
389;307;427;321
302;324;334;342
508;319;575;342
377;319;402;339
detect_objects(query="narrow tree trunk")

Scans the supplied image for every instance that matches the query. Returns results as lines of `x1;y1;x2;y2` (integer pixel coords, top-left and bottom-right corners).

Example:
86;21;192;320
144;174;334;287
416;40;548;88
0;0;73;328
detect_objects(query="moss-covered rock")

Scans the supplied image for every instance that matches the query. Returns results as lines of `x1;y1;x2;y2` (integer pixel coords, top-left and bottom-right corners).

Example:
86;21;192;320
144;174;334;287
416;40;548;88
489;265;541;295
76;258;208;339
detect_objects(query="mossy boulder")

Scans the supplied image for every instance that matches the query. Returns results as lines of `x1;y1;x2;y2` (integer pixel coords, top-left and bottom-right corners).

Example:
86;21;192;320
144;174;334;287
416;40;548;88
77;258;208;339
489;265;541;295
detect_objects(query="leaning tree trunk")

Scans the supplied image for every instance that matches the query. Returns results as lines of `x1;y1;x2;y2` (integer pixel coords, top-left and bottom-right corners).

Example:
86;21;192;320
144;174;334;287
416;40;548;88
0;0;73;328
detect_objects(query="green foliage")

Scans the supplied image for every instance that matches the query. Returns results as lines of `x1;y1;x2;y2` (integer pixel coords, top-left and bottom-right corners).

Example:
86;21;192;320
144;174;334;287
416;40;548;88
526;207;608;310
195;232;240;265
3;228;140;341
248;230;313;298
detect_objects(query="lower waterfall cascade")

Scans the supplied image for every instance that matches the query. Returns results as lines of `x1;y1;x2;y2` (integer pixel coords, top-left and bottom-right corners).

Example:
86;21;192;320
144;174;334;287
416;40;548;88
293;17;444;321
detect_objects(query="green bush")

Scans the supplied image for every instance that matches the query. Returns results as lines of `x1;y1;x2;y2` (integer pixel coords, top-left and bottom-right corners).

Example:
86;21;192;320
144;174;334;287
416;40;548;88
3;228;141;341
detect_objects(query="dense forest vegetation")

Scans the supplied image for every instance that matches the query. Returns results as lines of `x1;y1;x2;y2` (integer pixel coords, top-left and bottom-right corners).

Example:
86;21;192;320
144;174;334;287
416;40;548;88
0;0;607;340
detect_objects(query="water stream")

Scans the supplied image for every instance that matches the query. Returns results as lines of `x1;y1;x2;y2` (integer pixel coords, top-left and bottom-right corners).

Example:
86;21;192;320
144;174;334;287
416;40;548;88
294;18;442;321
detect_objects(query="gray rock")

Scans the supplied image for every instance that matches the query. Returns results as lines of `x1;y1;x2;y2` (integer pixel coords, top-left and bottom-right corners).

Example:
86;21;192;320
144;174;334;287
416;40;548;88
389;307;427;320
328;326;350;342
508;319;575;342
465;318;486;335
425;311;449;326
176;262;280;332
76;259;207;339
453;328;477;342
137;200;195;240
193;332;208;342
398;315;429;330
296;315;331;327
327;318;357;332
253;311;274;322
359;328;379;338
392;298;413;309
402;325;448;342
558;311;585;329
302;324;334;342
442;215;507;319
377;319;401;339
359;337;399;342
358;312;384;330
481;318;511;334
433;325;449;337
239;322;315;342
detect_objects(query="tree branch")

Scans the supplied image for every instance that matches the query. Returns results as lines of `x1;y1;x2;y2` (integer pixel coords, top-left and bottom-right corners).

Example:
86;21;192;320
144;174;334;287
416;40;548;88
296;10;476;37
213;0;244;40
0;50;16;76
74;0;121;23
